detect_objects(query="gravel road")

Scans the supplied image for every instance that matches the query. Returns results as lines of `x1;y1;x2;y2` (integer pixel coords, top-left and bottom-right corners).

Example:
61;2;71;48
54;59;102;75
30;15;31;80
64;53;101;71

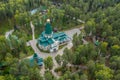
27;23;85;78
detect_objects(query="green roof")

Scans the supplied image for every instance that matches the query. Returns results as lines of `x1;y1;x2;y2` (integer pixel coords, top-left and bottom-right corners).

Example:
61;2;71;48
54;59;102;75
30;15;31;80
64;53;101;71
40;37;47;42
0;62;6;67
38;22;70;47
53;32;66;38
48;38;54;44
39;31;69;47
33;53;38;58
30;53;43;66
95;40;100;46
45;22;52;35
53;32;68;42
39;38;54;47
40;41;49;47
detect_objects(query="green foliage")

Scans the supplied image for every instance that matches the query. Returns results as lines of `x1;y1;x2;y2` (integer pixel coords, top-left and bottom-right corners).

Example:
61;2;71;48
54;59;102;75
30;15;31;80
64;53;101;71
44;56;53;70
55;54;62;65
5;75;16;80
72;33;83;49
110;56;120;70
84;19;96;36
110;45;120;56
9;59;43;80
44;71;56;80
63;48;75;64
58;71;71;80
95;64;113;80
100;42;108;55
0;0;120;80
15;12;31;25
80;74;88;80
87;60;95;79
75;43;98;64
0;76;5;80
114;73;120;80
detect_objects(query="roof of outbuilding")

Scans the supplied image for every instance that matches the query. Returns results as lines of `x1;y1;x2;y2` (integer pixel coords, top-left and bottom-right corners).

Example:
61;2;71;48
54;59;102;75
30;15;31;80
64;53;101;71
30;54;43;66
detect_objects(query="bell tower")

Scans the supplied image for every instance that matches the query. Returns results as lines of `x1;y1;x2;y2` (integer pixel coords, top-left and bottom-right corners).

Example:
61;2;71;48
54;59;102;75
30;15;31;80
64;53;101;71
44;19;53;38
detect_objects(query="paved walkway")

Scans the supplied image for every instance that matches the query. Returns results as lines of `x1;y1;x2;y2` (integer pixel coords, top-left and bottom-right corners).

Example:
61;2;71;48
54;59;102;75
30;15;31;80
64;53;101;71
5;29;14;38
5;24;85;78
27;22;85;78
4;22;86;78
27;27;82;77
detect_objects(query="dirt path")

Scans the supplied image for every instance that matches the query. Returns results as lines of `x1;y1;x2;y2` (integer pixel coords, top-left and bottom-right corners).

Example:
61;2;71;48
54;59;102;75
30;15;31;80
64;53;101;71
26;23;86;78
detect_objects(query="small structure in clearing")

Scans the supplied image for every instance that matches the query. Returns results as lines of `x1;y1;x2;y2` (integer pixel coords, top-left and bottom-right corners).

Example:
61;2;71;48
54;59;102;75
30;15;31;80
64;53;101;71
30;53;43;66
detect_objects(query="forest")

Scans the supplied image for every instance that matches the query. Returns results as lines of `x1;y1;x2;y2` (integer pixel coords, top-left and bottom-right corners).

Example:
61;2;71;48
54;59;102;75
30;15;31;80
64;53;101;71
0;0;120;80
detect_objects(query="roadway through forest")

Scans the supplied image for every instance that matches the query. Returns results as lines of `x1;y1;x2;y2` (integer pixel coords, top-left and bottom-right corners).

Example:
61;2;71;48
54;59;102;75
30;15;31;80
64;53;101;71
5;23;86;78
27;22;86;78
